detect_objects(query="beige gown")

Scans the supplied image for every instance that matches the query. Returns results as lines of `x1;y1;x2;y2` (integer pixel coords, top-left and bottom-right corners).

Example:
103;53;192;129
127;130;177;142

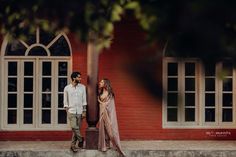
98;95;125;157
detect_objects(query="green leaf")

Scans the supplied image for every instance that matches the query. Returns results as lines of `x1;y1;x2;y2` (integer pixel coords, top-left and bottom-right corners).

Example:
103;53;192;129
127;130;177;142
29;26;36;34
111;12;121;21
111;4;123;22
140;16;149;30
114;4;123;15
19;34;27;41
8;14;16;24
103;22;114;36
103;38;112;48
41;20;50;31
124;1;139;10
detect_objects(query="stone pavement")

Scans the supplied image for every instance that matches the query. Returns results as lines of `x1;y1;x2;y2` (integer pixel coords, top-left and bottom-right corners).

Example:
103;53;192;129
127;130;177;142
0;140;236;157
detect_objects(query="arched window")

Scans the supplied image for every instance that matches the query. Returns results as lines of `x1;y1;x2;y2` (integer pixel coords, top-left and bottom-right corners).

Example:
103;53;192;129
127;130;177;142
0;28;72;130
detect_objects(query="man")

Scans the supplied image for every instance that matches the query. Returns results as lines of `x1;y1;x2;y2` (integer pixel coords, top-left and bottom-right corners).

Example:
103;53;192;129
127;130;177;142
64;72;87;152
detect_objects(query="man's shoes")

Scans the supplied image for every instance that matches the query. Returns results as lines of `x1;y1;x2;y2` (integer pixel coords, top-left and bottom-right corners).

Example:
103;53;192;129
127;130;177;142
70;146;78;152
78;137;84;148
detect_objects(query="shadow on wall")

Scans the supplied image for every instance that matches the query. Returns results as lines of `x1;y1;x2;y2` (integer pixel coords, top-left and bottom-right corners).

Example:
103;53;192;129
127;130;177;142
124;53;163;99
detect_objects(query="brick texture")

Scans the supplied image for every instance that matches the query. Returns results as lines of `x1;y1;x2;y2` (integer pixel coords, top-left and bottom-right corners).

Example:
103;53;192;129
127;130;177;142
1;17;236;141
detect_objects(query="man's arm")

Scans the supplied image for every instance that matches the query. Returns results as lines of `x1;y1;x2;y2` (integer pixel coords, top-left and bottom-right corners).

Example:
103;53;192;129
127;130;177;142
82;86;87;118
63;87;69;112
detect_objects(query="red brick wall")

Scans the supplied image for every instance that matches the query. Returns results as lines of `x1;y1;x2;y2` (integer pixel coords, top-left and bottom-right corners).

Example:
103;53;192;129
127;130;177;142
1;18;236;141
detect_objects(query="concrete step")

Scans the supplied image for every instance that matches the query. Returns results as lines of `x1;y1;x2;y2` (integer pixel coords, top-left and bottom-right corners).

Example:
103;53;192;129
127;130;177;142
1;141;236;157
1;149;236;157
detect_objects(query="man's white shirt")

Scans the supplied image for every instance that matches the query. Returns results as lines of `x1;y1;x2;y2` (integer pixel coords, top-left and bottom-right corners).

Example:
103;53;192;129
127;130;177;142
63;83;87;114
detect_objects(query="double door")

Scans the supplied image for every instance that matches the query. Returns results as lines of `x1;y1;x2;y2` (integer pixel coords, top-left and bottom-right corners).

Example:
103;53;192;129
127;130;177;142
4;59;70;130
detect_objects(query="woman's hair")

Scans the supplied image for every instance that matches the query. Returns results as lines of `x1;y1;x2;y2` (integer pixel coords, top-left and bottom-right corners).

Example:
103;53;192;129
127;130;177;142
99;78;115;97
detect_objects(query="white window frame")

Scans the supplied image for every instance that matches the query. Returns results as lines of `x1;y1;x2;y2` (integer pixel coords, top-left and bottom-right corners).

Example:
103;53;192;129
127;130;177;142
0;53;2;131
0;29;72;131
163;57;199;128
163;57;236;128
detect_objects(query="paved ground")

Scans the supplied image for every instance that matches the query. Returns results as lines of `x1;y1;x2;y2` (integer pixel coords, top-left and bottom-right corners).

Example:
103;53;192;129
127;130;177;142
1;140;236;157
1;140;236;150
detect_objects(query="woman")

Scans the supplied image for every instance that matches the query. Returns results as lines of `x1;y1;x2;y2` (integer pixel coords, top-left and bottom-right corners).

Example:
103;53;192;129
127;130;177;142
98;78;125;157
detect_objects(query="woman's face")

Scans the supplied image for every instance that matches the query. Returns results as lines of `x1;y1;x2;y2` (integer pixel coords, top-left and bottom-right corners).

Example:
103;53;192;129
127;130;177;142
99;80;105;88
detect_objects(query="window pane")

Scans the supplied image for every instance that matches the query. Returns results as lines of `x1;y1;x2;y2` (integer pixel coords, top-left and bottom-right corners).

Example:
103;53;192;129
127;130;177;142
223;93;232;107
42;94;51;108
42;78;51;91
28;46;48;56
40;29;55;45
42;62;51;76
205;93;215;106
168;78;178;91
24;78;33;92
42;110;51;124
185;63;195;76
168;63;178;76
8;78;17;91
167;93;178;106
205;64;215;76
58;78;67;92
24;110;33;124
8;110;17;124
24;94;33;108
25;33;36;45
205;109;215;122
59;62;68;76
185;108;195;122
223;78;232;91
167;108;177;121
24;62;33;76
6;40;26;56
58;110;67;124
185;93;195;106
205;78;215;91
222;109;232;122
58;94;64;108
185;78;195;91
8;62;17;76
8;94;17;108
49;36;70;56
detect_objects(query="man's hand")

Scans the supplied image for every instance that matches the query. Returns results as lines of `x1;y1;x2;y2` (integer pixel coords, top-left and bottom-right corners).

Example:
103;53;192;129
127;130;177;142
82;111;86;119
64;107;69;113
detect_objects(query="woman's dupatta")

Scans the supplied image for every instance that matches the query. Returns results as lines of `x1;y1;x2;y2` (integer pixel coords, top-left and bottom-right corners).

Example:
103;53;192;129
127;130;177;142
98;96;125;157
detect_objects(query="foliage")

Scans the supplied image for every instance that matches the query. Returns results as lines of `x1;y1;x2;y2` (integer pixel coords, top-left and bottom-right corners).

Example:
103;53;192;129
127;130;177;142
0;0;151;50
138;0;236;62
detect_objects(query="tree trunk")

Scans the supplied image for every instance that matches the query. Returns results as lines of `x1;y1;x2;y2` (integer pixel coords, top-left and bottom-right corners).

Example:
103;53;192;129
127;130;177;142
85;31;100;149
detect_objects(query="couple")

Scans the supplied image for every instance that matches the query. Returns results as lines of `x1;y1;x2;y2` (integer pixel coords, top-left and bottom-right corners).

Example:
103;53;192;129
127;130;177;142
63;72;125;156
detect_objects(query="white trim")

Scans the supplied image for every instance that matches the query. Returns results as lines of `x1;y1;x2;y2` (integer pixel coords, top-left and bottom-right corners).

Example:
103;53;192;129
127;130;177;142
19;39;29;48
0;45;3;130
61;33;73;56
1;35;9;56
36;28;40;43
25;43;50;56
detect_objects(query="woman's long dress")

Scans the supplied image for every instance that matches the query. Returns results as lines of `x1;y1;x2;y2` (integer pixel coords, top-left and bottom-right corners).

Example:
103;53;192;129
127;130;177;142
98;96;125;156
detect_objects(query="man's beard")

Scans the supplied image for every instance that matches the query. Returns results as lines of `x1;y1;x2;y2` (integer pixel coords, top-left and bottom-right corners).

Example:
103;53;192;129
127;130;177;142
75;79;80;84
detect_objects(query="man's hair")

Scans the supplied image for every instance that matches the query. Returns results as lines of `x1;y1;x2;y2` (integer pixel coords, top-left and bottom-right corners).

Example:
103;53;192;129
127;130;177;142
71;72;81;80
